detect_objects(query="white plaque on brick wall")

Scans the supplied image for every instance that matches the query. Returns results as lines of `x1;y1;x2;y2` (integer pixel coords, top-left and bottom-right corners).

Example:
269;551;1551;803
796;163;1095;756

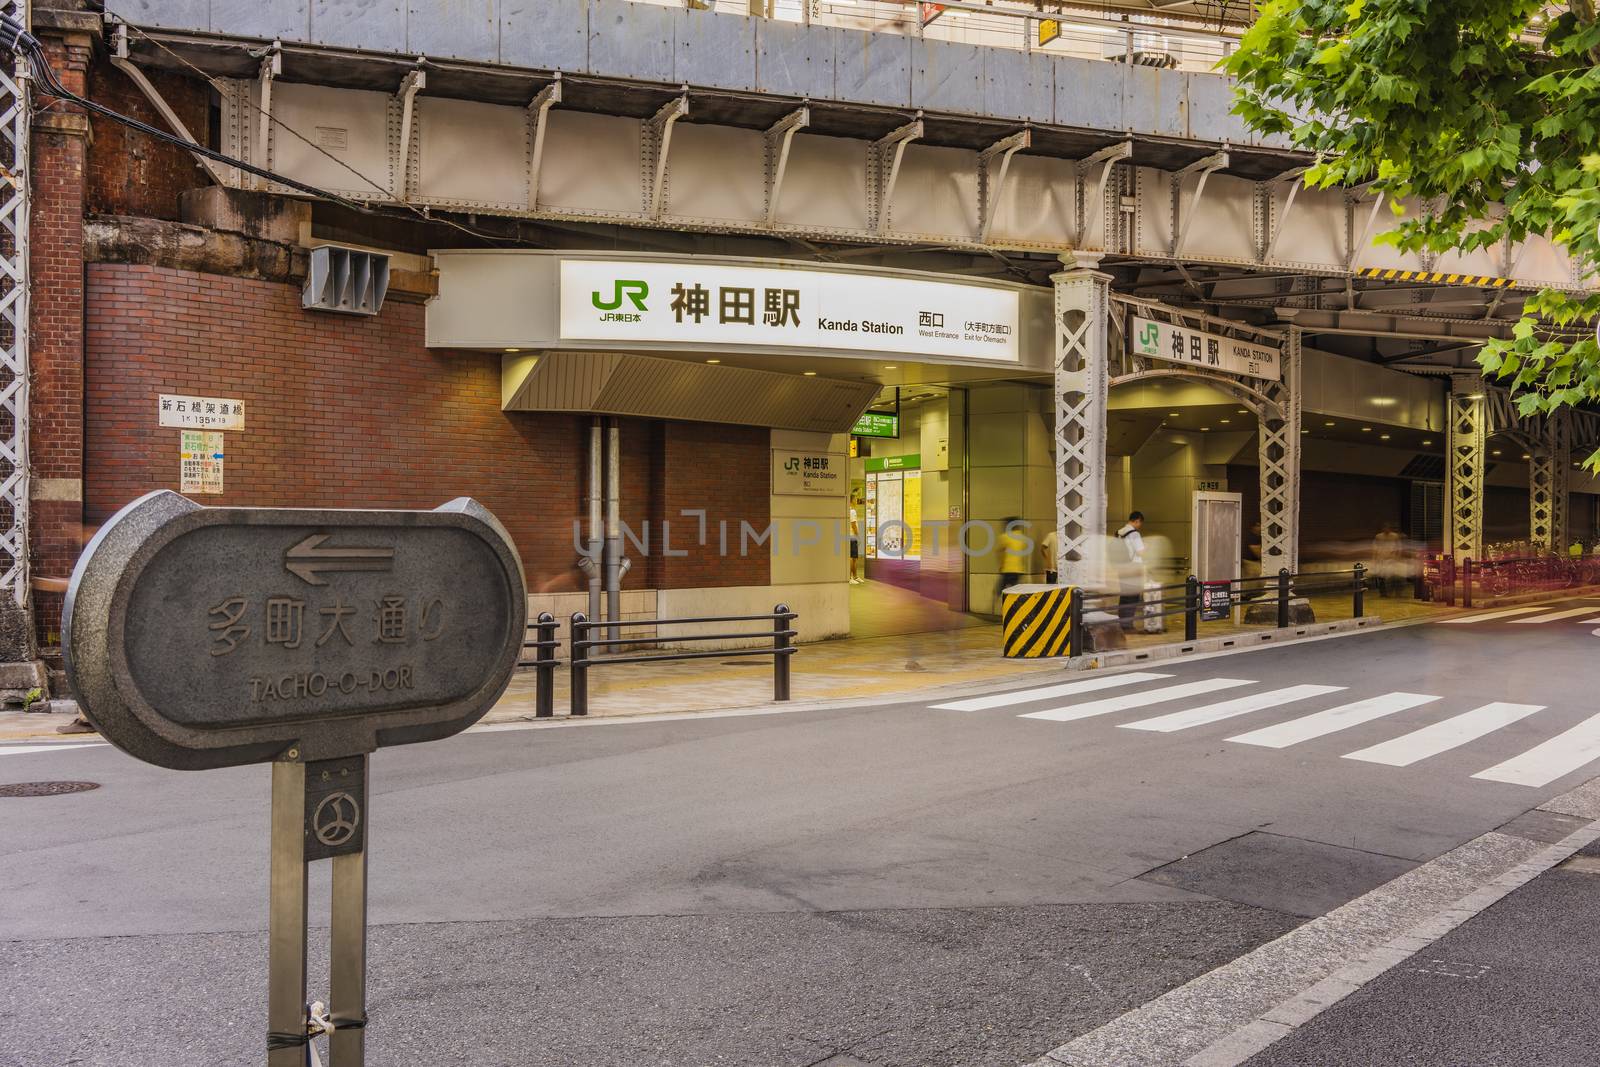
159;394;245;430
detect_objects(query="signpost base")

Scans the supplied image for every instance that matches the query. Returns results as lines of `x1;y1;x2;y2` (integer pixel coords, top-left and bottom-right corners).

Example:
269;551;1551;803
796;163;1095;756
268;754;369;1067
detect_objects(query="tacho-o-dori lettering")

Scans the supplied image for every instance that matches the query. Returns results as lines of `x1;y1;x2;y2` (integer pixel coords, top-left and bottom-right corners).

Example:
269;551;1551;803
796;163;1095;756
250;667;416;702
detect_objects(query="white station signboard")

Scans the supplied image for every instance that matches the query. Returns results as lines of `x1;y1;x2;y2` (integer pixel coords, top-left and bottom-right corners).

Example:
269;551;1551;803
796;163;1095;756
559;259;1021;363
1130;316;1280;382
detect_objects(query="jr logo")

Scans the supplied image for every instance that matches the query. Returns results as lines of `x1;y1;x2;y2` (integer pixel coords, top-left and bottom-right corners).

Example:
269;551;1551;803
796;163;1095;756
592;279;649;312
1137;321;1160;353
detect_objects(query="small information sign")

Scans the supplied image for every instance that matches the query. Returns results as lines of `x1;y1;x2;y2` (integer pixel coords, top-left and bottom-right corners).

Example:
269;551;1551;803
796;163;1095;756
1200;580;1232;622
179;430;224;494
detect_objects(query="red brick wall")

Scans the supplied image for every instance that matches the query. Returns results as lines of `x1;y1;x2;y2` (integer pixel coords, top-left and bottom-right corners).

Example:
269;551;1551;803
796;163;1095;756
30;33;93;647
83;264;771;594
86;57;210;222
651;422;771;588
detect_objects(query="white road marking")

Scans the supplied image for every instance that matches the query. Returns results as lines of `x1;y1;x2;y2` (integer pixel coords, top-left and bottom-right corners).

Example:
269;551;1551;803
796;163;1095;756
1227;692;1440;749
1343;702;1546;767
1019;677;1254;723
1473;712;1600;787
1436;606;1546;624
929;672;1172;712
0;742;106;757
1119;684;1345;733
1509;607;1600;625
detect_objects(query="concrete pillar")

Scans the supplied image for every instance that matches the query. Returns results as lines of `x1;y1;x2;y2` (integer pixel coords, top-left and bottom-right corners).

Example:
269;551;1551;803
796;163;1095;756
1258;325;1302;575
1051;257;1112;590
1447;376;1488;561
1529;408;1570;554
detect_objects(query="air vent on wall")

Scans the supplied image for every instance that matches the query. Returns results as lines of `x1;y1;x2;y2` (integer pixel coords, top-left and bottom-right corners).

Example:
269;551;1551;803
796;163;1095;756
1398;453;1447;480
303;246;390;316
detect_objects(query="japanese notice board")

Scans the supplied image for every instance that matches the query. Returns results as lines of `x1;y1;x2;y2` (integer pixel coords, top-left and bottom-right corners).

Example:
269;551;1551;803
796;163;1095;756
179;430;224;494
1200;580;1232;622
1129;316;1280;382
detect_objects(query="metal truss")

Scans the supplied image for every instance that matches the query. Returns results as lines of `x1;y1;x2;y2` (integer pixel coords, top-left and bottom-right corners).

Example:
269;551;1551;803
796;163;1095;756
1528;409;1571;553
0;20;26;608
1109;295;1299;574
1447;378;1489;561
641;94;688;219
1257;326;1302;574
1053;263;1111;590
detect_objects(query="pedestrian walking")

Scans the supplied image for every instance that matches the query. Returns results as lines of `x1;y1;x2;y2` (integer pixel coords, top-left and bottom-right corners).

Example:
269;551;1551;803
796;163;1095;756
996;517;1031;607
1041;527;1059;585
1115;511;1146;630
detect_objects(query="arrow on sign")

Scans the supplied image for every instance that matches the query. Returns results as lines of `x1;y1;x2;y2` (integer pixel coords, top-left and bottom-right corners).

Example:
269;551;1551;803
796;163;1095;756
285;534;395;586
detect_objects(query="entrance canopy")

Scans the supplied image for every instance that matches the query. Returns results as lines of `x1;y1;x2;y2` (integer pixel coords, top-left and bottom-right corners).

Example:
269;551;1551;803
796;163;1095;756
432;250;1055;431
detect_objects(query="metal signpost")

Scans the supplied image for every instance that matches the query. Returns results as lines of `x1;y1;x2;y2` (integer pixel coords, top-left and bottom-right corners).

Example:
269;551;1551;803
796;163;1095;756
63;491;527;1066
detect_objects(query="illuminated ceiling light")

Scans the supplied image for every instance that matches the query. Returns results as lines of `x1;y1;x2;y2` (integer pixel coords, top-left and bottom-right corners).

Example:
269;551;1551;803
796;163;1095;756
804;371;818;376
1236;409;1247;415
1324;421;1335;427
504;347;521;353
1361;426;1372;432
705;359;721;364
1522;452;1532;459
1493;449;1503;455
1201;426;1211;432
884;364;898;370
1168;412;1180;417
1380;434;1391;440
1422;439;1433;446
1219;419;1231;424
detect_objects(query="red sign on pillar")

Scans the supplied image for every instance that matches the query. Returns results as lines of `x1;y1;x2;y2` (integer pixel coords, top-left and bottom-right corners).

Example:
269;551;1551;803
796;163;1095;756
919;3;947;26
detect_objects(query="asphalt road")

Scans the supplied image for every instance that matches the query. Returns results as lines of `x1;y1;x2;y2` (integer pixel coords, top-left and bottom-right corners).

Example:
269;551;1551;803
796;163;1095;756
5;595;1600;1066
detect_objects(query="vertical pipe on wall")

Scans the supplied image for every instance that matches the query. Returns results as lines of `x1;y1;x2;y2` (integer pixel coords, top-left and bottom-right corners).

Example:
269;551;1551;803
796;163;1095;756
605;418;623;643
587;418;603;628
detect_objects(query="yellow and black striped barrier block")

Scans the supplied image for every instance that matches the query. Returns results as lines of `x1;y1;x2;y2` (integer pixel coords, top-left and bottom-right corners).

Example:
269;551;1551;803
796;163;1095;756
1357;267;1515;289
1001;584;1074;658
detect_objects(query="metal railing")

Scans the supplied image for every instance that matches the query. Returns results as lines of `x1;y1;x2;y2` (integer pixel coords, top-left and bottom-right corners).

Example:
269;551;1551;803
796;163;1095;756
1430;553;1600;608
635;0;1242;75
520;612;562;718
568;605;798;717
1066;566;1370;651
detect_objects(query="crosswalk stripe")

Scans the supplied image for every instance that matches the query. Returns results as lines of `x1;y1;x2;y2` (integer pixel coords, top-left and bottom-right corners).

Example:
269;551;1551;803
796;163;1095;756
1020;678;1254;723
1119;684;1346;733
0;743;105;758
1473;712;1600;787
1342;702;1546;767
1437;606;1546;624
930;672;1172;712
1227;692;1439;749
1508;607;1599;624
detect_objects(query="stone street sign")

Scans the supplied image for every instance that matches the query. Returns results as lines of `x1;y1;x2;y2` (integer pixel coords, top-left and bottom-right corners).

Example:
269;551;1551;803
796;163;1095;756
63;491;527;770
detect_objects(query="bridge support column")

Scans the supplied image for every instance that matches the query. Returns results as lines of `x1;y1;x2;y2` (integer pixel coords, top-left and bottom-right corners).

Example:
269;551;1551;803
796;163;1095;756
1051;258;1111;591
1529;409;1570;554
1258;325;1302;575
1448;376;1488;562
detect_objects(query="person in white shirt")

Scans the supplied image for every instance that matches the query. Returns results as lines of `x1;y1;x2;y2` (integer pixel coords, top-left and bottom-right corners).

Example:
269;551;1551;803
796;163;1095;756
1115;510;1146;630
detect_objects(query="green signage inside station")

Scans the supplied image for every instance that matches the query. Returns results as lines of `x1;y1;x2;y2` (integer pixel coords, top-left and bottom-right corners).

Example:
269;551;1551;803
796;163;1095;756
852;411;900;438
864;454;920;472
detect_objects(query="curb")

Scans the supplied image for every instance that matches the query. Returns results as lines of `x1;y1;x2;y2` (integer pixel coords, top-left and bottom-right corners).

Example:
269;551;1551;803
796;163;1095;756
1068;615;1385;671
1028;774;1600;1067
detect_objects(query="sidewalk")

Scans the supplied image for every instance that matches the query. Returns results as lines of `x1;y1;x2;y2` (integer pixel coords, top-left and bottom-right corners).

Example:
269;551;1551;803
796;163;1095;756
0;590;1461;741
1245;832;1600;1066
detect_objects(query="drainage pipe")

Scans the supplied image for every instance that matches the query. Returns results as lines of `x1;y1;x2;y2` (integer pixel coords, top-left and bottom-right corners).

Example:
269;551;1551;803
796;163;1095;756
604;418;625;643
584;418;603;627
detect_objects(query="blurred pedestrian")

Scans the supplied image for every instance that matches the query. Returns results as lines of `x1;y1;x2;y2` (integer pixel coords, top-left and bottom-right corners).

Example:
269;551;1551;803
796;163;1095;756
1115;511;1146;630
1372;522;1403;596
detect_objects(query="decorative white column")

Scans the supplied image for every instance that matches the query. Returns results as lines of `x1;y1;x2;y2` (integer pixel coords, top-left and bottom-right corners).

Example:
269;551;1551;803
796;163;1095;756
1257;325;1302;575
1447;376;1488;561
1052;257;1111;590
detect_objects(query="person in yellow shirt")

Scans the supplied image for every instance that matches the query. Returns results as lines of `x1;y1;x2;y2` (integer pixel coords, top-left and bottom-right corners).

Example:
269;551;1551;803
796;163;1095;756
997;517;1032;607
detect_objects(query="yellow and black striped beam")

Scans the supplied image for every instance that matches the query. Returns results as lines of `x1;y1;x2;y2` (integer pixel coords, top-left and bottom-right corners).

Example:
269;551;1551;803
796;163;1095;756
1001;586;1074;659
1358;267;1516;288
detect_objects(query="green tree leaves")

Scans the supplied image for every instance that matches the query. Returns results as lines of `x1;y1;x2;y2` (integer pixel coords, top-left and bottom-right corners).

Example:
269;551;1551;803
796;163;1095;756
1227;2;1600;459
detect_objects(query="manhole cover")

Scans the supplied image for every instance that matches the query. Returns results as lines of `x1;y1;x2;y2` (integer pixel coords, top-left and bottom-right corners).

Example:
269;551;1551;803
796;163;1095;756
0;781;100;798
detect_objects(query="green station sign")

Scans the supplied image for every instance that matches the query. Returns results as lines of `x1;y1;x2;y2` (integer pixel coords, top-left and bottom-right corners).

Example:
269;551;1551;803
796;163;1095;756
865;454;920;472
852;411;900;438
